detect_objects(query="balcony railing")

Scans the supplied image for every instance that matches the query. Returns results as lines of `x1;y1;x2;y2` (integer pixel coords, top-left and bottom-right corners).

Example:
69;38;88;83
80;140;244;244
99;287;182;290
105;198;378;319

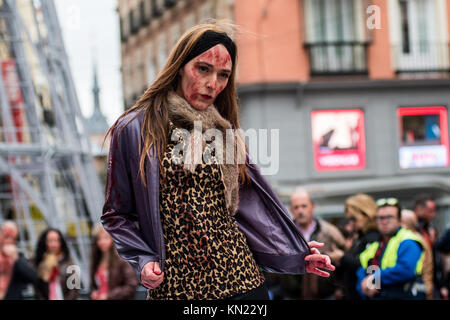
305;41;369;76
393;42;450;73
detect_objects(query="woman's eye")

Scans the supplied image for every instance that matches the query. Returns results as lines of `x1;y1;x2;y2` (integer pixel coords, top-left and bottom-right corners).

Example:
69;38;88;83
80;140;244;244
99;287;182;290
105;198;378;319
220;73;230;79
198;66;209;72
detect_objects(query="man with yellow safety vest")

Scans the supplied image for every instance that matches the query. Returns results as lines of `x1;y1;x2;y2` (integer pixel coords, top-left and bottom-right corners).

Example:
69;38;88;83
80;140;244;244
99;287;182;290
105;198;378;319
356;197;426;300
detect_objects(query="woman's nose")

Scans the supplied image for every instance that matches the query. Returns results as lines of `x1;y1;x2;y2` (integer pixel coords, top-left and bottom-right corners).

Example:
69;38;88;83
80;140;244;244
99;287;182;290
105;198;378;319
206;74;217;90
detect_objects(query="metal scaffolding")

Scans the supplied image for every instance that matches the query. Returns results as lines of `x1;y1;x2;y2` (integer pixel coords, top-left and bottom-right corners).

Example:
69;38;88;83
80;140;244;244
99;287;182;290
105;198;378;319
0;0;104;291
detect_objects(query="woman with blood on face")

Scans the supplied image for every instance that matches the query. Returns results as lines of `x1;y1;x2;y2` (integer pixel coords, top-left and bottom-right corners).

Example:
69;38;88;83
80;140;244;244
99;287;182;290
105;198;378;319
102;20;335;300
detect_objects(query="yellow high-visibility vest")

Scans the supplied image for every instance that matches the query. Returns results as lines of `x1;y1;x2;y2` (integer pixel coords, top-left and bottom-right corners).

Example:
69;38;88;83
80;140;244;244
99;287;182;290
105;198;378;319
359;228;425;275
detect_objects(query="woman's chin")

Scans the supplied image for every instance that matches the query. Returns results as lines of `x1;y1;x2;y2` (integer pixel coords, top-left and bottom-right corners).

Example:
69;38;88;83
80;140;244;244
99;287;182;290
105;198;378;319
191;102;211;110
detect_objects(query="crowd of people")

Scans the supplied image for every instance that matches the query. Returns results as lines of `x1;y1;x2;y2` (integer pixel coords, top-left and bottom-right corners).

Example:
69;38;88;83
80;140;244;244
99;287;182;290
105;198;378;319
0;222;138;300
265;192;450;300
0;192;448;300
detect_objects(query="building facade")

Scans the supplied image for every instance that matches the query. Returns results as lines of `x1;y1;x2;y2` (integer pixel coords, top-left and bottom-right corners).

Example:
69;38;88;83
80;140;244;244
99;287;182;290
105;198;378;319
235;0;450;229
0;0;104;289
118;0;450;230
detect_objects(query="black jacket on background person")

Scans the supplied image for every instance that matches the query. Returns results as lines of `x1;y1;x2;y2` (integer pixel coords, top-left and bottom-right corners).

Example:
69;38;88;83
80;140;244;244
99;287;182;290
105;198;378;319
418;220;447;299
436;228;450;253
340;230;379;300
435;227;450;296
3;253;39;300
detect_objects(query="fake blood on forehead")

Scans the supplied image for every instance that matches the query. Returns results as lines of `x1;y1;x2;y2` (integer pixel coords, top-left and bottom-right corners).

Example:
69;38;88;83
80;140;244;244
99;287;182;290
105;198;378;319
196;46;231;68
212;46;231;68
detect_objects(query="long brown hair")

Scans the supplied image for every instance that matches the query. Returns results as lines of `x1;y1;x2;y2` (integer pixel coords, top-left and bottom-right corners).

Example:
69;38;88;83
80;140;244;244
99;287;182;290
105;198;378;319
105;20;251;187
90;223;121;291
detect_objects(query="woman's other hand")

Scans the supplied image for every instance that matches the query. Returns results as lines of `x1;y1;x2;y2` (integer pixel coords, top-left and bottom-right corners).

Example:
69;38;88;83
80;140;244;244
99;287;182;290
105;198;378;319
141;261;164;289
305;241;336;277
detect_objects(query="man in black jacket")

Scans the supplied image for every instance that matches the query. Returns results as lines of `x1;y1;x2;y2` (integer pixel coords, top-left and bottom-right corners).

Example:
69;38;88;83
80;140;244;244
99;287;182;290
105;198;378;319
414;193;448;300
0;221;39;300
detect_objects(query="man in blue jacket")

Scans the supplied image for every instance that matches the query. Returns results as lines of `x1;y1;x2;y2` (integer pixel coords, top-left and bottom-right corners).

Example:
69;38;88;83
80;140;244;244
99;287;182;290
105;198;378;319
356;198;426;300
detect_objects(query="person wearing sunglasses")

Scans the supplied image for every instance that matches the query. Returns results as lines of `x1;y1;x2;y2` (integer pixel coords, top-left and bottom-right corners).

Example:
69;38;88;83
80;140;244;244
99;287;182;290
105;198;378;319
356;198;427;300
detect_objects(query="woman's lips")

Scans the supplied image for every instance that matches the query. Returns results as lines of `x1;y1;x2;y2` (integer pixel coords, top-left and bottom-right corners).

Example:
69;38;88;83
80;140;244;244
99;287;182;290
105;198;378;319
200;94;212;100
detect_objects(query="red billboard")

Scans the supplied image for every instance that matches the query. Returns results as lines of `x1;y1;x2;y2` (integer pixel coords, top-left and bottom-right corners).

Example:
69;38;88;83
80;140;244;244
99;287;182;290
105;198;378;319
311;109;366;171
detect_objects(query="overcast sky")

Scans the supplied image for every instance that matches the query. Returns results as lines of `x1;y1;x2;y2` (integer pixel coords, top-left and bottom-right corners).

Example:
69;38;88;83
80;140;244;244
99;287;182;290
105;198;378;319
54;0;122;126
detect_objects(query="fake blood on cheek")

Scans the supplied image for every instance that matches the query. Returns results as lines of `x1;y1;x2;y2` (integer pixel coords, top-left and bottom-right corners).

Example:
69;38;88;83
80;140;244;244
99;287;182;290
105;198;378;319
186;65;201;103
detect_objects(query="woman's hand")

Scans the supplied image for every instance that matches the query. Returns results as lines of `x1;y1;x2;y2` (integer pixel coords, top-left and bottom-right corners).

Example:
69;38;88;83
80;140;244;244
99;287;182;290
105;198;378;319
141;261;164;289
98;292;108;300
91;290;108;300
305;241;336;277
91;290;99;300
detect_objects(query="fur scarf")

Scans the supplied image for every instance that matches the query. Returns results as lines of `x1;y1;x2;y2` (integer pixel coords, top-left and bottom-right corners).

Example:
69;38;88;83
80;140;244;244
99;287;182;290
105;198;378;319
166;91;245;216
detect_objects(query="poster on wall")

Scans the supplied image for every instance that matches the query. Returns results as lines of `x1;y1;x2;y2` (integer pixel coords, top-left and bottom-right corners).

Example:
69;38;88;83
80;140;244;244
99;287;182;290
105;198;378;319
398;106;449;169
311;109;366;171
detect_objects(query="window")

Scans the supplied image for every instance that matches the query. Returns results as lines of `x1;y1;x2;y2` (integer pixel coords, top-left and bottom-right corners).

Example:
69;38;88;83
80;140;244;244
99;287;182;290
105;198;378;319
140;1;150;26
398;106;449;169
142;0;152;25
152;0;163;17
129;11;136;35
311;109;366;171
119;17;127;42
164;0;177;8
399;0;410;53
303;0;369;75
393;0;449;72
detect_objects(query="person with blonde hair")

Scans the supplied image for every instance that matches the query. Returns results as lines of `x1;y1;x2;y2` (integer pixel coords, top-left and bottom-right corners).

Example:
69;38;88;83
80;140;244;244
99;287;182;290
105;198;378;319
89;223;138;300
338;193;379;299
101;20;334;300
